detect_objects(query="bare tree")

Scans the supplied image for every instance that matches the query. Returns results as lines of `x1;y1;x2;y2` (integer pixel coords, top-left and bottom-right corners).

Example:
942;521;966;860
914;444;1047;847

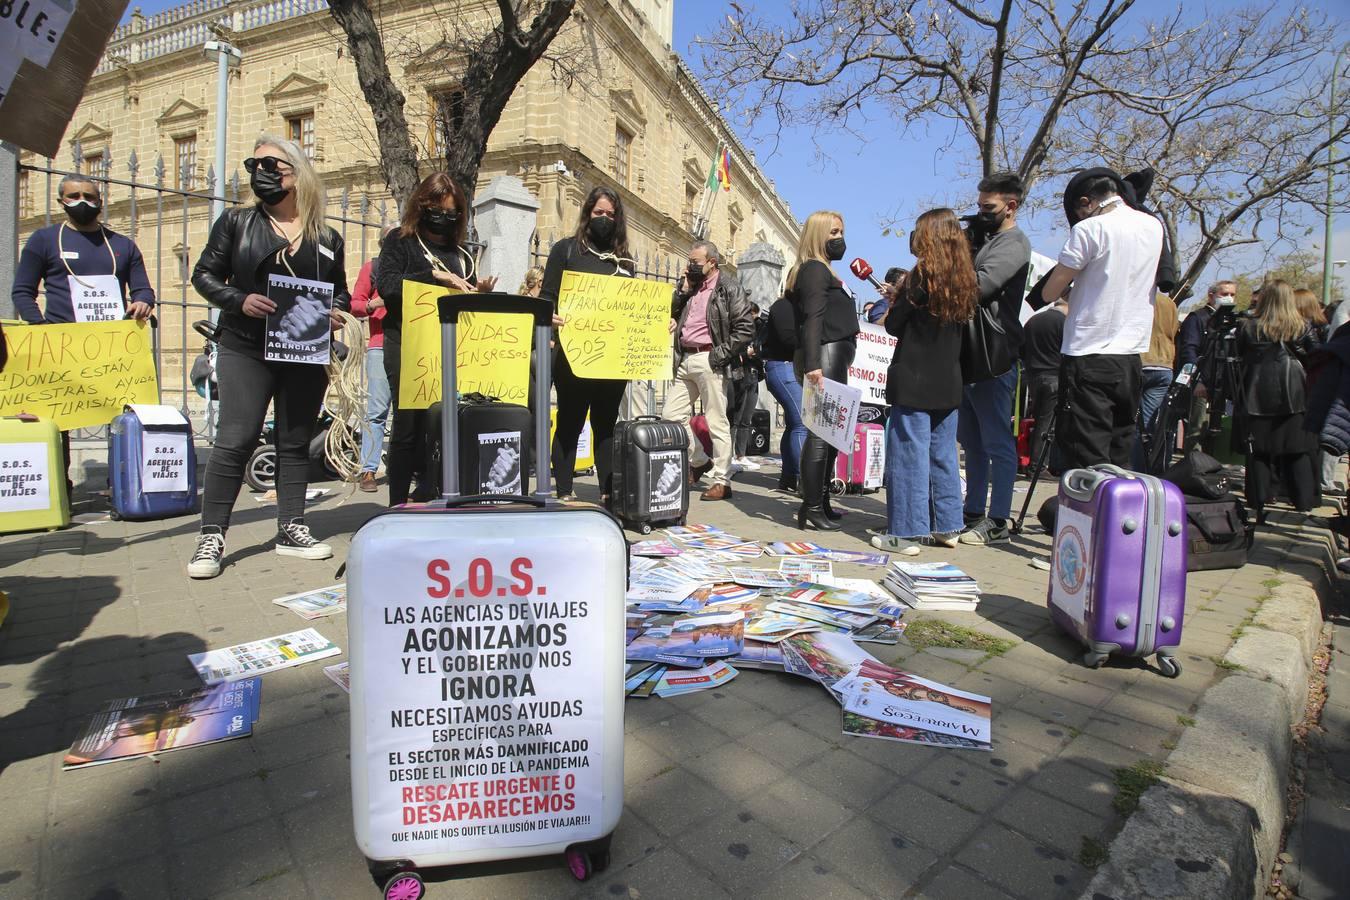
328;0;576;204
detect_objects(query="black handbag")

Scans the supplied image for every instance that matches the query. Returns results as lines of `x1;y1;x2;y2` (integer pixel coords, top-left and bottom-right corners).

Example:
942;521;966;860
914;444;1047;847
1163;450;1230;500
1184;494;1253;572
960;298;1014;383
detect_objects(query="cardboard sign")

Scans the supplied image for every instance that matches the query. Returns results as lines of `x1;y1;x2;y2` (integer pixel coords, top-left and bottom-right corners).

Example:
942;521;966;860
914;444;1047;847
476;431;523;495
862;426;885;489
141;431;188;493
847;323;897;406
802;375;862;453
1051;504;1094;626
398;283;531;408
647;449;684;515
0;320;158;430
266;274;334;364
0;0;130;157
70;274;123;323
557;271;672;380
0;441;50;512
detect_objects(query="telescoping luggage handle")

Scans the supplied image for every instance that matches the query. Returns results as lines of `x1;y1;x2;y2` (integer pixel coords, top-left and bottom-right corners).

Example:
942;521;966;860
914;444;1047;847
1060;464;1135;502
437;292;555;502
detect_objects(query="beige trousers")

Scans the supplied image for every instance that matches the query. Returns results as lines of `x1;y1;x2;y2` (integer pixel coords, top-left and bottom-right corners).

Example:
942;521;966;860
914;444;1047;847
662;351;733;485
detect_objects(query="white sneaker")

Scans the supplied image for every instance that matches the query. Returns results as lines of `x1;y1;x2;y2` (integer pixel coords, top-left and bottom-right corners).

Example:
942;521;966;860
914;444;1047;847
735;457;762;470
276;518;333;560
188;527;226;579
870;534;921;556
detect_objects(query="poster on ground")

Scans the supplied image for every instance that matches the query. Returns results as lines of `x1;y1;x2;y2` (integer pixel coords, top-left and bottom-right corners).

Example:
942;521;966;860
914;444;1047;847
0;320;159;430
557;271;672;380
398;283;532;408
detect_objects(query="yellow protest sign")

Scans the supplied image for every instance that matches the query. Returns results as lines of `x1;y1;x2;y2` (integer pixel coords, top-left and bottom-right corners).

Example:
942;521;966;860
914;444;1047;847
557;271;673;380
397;282;532;408
0;321;159;430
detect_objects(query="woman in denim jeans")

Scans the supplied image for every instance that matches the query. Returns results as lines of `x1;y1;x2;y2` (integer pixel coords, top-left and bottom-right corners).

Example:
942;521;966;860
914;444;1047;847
762;295;805;492
871;209;976;555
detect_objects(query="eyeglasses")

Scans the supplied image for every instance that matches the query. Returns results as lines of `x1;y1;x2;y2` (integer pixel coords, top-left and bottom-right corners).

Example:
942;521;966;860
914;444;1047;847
62;191;100;202
243;156;292;175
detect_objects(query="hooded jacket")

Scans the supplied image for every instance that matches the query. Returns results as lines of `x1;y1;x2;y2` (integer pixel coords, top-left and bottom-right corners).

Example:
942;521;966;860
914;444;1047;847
1305;323;1350;454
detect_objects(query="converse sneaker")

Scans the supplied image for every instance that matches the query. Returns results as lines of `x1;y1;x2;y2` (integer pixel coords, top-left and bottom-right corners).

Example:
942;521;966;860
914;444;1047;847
870;534;921;556
276;518;333;560
929;530;962;548
187;527;226;579
959;517;1011;545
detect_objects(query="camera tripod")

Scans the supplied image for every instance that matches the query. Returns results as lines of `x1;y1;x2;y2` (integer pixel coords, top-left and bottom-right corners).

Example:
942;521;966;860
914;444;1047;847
1145;308;1246;474
1012;403;1059;534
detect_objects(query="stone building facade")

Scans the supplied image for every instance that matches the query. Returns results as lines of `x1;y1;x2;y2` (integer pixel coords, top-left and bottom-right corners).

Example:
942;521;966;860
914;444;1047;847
13;0;799;405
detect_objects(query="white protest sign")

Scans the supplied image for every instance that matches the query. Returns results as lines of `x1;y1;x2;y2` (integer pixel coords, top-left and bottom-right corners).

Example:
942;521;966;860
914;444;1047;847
70;274;123;323
141;432;189;493
1050;504;1094;626
847;323;897;406
863;426;885;489
0;442;51;512
1021;251;1058;324
802;375;862;452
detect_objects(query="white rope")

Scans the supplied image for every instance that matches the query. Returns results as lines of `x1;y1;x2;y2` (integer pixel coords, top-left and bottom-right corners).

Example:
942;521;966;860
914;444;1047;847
323;309;369;487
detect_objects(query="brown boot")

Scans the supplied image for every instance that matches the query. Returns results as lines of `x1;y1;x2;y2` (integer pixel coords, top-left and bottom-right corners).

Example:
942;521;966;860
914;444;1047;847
701;482;732;501
359;472;378;493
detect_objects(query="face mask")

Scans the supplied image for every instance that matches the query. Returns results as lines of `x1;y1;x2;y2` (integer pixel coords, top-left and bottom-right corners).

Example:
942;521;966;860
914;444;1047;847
250;170;290;206
825;237;846;261
686;263;707;285
977;208;1004;229
587;214;616;247
420;209;458;238
63;199;101;226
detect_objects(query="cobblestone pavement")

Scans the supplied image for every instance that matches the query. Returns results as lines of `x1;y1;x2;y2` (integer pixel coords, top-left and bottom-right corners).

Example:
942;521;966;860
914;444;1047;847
0;460;1330;900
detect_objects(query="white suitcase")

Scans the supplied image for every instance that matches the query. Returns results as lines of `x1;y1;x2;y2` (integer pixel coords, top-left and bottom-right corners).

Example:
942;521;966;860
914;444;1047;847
347;293;627;899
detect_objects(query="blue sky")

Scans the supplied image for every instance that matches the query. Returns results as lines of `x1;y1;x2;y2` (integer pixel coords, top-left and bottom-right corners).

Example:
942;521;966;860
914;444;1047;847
118;0;1348;296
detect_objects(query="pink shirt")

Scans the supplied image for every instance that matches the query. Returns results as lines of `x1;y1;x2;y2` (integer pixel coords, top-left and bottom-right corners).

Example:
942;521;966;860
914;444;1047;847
679;271;718;348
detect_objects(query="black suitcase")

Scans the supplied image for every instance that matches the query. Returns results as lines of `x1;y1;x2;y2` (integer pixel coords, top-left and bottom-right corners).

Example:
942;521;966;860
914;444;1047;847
425;396;532;498
1184;493;1253;571
749;408;771;455
612;415;689;534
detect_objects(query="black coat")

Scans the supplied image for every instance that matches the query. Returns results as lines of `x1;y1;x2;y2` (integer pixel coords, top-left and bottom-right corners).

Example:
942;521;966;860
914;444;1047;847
1237;319;1316;417
192;204;350;348
884;277;966;411
787;259;859;371
1305;324;1350;455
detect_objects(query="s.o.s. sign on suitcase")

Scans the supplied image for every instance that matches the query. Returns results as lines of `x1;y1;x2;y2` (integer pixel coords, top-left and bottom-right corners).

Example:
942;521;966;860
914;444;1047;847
1047;465;1186;677
347;294;626;900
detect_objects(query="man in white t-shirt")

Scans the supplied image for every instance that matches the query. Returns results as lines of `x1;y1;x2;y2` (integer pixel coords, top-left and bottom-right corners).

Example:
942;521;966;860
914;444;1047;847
1039;173;1164;469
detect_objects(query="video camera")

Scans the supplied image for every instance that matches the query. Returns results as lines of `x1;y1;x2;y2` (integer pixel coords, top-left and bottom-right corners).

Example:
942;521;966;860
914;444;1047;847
958;213;993;256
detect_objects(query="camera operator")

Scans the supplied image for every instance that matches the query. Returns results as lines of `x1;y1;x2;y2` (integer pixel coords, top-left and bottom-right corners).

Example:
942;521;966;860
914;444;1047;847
1039;170;1164;470
956;173;1031;547
1177;280;1238;452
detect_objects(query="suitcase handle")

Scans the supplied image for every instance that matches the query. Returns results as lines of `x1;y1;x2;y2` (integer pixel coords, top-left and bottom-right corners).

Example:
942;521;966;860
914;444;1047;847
1061;464;1136;502
440;494;547;510
437;291;554;503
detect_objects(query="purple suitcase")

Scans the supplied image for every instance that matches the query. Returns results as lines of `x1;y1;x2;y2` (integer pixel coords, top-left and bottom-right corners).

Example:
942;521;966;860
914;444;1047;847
1047;465;1187;677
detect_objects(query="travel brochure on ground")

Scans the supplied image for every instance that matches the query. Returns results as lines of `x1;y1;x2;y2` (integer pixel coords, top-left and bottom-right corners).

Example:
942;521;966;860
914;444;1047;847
623;527;991;750
272;583;347;620
188;628;342;685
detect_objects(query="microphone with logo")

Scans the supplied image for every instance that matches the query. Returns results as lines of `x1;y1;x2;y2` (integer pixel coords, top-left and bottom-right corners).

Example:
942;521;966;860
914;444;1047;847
849;257;886;291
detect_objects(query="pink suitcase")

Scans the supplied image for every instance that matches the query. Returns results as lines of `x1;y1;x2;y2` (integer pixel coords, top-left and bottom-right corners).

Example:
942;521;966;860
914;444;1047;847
830;423;885;494
1047;465;1187;676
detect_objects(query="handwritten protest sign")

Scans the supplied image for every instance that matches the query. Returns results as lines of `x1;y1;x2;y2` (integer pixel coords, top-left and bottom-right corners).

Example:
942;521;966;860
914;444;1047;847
847;322;897;406
397;283;532;408
802;375;862;452
0;321;159;430
557;271;672;380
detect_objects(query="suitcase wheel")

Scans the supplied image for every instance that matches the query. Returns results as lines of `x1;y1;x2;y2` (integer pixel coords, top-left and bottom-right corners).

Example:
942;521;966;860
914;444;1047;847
382;871;424;900
829;478;845;496
1083;650;1109;669
1157;655;1182;678
639;522;652;535
565;847;593;881
109;509;123;522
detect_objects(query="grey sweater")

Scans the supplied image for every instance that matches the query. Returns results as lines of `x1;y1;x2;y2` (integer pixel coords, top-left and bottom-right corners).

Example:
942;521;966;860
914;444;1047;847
975;226;1032;355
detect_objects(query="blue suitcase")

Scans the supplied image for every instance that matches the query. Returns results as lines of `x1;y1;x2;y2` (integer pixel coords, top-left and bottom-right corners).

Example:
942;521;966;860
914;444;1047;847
108;406;199;520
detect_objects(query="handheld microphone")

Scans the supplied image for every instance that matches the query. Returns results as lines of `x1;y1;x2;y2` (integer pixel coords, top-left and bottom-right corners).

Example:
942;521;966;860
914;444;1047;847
849;258;886;290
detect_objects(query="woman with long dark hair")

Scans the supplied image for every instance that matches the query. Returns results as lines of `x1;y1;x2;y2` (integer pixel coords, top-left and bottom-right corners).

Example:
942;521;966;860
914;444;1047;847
871;208;977;555
187;134;350;578
786;210;859;529
540;186;636;502
1239;279;1319;522
376;173;496;506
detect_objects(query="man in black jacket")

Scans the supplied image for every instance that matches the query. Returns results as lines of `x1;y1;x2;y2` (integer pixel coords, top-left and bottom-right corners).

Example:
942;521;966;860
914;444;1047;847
1177;279;1237;452
663;240;754;501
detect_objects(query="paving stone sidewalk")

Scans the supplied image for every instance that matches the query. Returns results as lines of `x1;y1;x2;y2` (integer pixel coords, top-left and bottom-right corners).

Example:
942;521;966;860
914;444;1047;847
0;461;1329;900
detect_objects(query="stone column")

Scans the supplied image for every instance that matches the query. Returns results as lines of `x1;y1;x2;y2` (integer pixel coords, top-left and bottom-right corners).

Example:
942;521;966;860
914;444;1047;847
472;175;540;295
736;241;786;313
0;141;17;318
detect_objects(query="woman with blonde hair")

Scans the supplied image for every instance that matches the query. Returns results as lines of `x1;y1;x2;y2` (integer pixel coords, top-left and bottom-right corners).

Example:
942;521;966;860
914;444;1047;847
871;208;977;554
1238;279;1319;521
188;134;350;577
786;210;859;530
1294;287;1328;341
518;266;545;297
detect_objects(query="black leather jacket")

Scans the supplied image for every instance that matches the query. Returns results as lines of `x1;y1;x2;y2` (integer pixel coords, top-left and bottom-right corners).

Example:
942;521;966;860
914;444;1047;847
1238;319;1316;417
191;204;350;347
671;270;754;379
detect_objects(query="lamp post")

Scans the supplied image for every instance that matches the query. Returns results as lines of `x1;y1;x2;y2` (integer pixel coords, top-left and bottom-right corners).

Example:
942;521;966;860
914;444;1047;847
1324;47;1346;308
203;38;242;226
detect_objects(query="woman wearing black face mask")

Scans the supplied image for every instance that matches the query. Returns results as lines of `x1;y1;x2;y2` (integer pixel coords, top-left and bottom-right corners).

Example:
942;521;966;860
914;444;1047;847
188;134;350;578
785;210;859;530
375;172;498;506
539;186;636;501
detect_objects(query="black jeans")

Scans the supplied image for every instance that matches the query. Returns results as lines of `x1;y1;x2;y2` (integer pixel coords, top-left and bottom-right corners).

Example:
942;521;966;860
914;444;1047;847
1056;354;1141;471
728;373;760;457
795;339;856;510
552;349;627;496
382;327;434;507
203;345;329;529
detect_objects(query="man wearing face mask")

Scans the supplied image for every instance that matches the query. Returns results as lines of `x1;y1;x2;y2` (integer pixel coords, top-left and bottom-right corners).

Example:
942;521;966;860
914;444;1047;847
957;172;1032;546
662;240;754;501
12;175;156;325
1039;171;1165;469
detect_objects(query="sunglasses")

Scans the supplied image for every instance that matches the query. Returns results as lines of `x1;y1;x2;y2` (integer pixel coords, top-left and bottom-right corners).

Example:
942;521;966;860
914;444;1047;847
243;156;292;175
62;191;100;202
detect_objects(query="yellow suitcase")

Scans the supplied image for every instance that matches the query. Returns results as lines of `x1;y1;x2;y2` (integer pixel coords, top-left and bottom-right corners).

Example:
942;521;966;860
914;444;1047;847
549;409;596;474
0;415;71;533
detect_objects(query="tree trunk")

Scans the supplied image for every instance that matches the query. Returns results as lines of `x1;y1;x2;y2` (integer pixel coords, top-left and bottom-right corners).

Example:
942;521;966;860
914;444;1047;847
328;0;422;205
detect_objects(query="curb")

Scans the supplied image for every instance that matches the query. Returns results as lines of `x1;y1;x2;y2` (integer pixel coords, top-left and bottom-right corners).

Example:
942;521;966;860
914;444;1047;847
1080;537;1332;900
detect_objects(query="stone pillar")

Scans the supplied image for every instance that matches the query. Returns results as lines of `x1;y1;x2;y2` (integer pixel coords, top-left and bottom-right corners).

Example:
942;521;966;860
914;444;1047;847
0;141;17;319
736;241;786;313
472;175;541;294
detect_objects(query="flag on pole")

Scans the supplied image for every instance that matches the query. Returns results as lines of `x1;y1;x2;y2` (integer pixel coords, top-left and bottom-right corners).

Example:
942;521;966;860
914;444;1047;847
705;154;719;191
717;148;732;192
